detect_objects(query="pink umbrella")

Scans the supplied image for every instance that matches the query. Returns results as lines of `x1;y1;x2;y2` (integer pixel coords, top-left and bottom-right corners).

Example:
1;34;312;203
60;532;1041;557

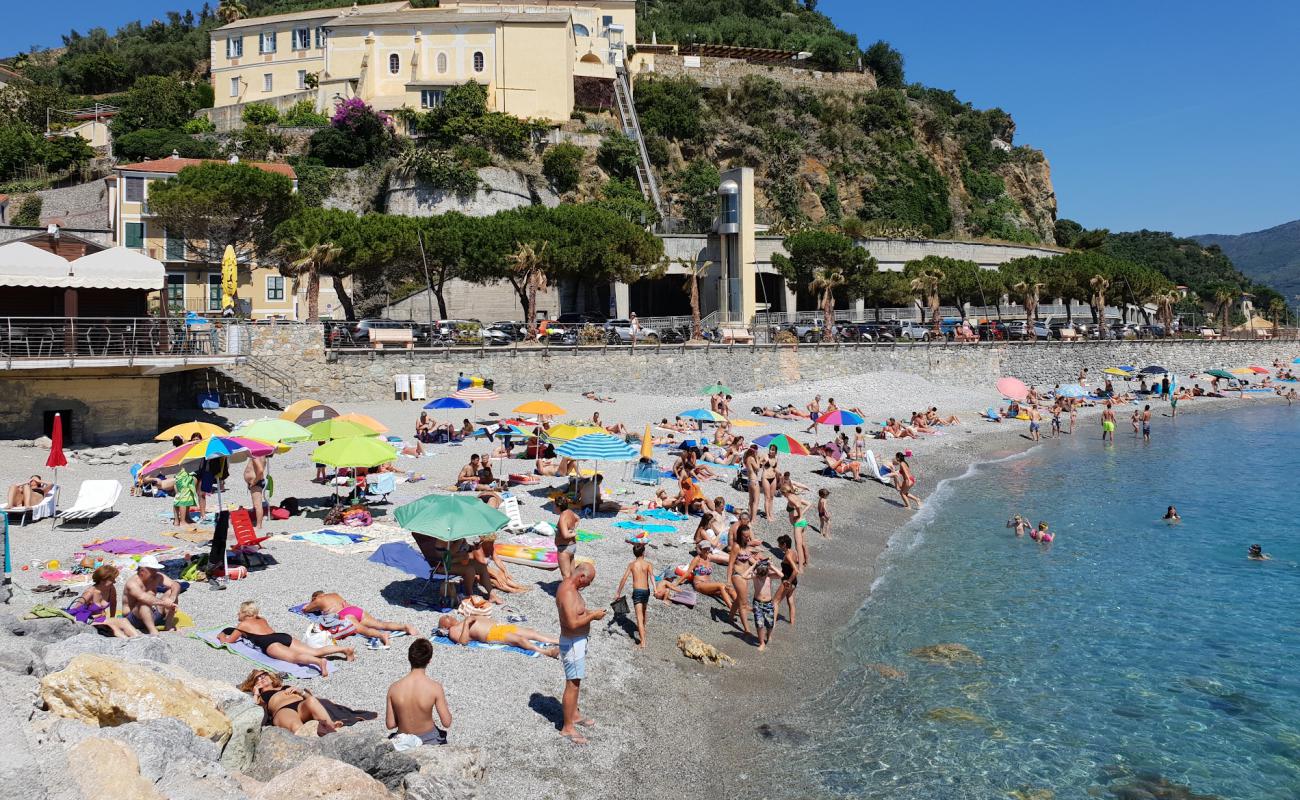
997;377;1029;401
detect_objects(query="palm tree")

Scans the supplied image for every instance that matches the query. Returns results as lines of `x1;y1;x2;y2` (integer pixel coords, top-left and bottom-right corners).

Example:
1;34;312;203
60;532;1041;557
217;0;248;24
508;242;548;341
810;265;847;343
275;237;341;322
1011;274;1045;339
1089;273;1111;337
909;266;944;332
676;257;712;341
1210;285;1237;338
1267;297;1288;328
1150;288;1179;336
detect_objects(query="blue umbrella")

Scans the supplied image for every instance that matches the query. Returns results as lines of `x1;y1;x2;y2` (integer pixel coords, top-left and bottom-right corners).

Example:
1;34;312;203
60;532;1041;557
1057;384;1087;399
556;433;638;461
425;396;471;410
678;408;726;423
1139;365;1167;375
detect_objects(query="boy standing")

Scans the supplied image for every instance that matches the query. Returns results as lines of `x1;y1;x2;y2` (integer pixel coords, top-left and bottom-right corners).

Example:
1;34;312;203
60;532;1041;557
615;543;656;649
745;560;777;651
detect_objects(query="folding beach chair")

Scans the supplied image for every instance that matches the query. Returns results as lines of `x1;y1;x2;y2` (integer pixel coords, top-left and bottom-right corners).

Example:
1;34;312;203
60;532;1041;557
632;459;661;486
229;508;271;569
363;472;398;503
411;532;461;610
55;480;121;526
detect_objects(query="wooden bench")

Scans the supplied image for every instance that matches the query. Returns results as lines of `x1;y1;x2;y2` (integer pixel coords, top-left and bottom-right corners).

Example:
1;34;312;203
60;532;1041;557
370;328;414;350
719;324;753;344
1199;328;1220;340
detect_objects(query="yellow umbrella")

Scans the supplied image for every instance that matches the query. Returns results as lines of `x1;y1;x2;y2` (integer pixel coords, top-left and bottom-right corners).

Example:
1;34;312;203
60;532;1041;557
221;245;238;312
545;424;605;443
336;412;389;433
1102;367;1132;377
728;419;764;427
639;424;653;460
155;421;228;442
513;400;567;417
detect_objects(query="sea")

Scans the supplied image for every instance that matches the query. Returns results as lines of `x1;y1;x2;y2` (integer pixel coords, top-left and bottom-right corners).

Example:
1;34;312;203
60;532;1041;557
780;403;1300;800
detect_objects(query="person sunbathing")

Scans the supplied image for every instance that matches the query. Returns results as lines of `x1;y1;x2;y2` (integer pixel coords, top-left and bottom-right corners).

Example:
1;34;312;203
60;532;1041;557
660;542;735;606
659;417;695;432
239;669;339;735
582;391;614;403
877;418;916;439
909;412;937;435
449;539;504;605
303;591;419;648
218;601;355;677
592;411;628;436
436;613;559;657
576;473;624;514
752;405;807;420
819;446;863;480
478;534;531;594
7;475;51;509
926;407;960;426
67;565;139;639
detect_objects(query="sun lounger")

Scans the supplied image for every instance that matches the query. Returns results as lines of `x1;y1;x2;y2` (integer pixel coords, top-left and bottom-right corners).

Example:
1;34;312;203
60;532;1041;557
190;628;341;678
497;495;530;533
1;485;58;525
55;480;122;526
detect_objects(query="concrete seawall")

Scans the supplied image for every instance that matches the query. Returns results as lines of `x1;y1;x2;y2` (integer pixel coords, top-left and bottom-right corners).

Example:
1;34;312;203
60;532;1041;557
232;324;1298;401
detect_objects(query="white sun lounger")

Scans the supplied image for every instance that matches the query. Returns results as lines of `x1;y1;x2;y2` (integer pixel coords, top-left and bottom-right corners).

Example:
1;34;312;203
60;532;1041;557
498;494;530;534
56;480;123;525
0;486;59;525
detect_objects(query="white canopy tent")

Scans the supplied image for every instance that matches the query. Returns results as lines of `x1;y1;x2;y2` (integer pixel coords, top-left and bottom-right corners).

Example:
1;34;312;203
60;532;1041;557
0;242;76;288
70;247;165;290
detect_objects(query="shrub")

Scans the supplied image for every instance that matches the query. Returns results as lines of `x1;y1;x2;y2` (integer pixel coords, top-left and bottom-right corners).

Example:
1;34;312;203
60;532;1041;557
115;128;215;161
453;144;492;169
645;135;670;168
577;324;606;345
634;76;703;142
279;100;329;128
310;99;394;167
773;330;798;345
242;103;280;126
406;149;480;195
672;160;721;233
597;133;639;181
542;142;584;193
182;117;216;134
863;41;905;89
12;195;43;226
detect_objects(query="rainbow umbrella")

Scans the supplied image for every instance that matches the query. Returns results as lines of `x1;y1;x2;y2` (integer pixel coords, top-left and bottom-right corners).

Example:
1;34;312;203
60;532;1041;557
453;387;500;402
142;436;274;476
753;433;811;456
818;409;865;426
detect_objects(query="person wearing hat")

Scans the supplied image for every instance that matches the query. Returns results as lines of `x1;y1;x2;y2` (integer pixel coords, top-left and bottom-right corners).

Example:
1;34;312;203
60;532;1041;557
124;555;182;634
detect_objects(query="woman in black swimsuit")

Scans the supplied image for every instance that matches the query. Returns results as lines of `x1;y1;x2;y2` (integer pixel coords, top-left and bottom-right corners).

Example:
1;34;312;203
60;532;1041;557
238;669;339;734
774;534;801;627
218;601;355;677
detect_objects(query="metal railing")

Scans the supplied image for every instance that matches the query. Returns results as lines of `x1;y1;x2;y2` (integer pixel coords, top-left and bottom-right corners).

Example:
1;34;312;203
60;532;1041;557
0;317;240;367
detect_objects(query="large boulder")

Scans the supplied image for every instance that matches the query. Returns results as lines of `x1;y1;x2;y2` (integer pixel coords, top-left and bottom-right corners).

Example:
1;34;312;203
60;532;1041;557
0;634;40;675
34;631;173;676
0;675;79;800
220;698;265;772
318;729;419;789
6;615;80;643
67;738;164;800
253;755;395;800
405;745;486;785
40;654;231;744
402;771;472;800
247;725;322;782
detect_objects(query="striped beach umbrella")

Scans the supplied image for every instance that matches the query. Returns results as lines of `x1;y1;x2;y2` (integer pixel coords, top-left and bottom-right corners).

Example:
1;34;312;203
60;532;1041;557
142;436;274;476
818;410;865;426
556;433;639;461
453;386;500;402
753;433;810;456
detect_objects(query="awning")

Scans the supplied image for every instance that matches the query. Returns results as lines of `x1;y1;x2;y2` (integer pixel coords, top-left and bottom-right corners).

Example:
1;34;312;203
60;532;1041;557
70;247;165;290
0;242;75;288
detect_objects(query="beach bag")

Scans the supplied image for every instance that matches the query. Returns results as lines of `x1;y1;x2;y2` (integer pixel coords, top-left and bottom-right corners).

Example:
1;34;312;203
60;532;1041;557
303;625;333;649
270;507;290;521
610;596;630;617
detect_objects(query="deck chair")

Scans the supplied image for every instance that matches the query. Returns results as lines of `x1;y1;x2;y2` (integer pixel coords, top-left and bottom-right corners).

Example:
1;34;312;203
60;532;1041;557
1;485;58;526
632;459;661;486
497;494;530;533
55;481;121;526
229;508;271;568
411;532;461;610
363;472;397;503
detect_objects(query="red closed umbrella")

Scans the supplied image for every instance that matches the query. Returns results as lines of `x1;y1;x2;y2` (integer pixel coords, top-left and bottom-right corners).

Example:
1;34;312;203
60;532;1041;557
46;413;67;520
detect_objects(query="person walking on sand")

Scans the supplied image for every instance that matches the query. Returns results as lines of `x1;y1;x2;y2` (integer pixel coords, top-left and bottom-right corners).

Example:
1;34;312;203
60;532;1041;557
1141;405;1152;443
386;638;453;748
891;452;922;510
1101;402;1116;443
557;564;604;744
1028;406;1041;442
616;543;656;649
803;395;823;437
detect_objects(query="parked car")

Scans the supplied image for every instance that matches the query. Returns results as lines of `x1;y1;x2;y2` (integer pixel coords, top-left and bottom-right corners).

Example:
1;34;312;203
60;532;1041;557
1006;320;1051;340
894;321;934;341
605;318;659;343
487;320;528;342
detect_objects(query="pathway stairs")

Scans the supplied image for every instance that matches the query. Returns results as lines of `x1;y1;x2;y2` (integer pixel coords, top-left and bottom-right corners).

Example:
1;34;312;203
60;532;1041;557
614;66;666;219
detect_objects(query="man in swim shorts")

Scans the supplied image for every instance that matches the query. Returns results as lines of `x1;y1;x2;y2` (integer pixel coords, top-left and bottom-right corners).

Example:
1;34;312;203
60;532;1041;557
437;613;559;657
1028;407;1041;442
304;590;419;648
1141;405;1152;443
556;563;605;744
123;555;181;634
1101;402;1116;443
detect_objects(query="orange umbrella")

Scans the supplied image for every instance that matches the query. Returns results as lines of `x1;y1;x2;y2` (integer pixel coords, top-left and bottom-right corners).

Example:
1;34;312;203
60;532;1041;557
335;413;389;433
514;400;567;416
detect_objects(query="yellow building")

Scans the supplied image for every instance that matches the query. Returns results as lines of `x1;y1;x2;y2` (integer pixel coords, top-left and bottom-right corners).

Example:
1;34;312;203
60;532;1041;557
104;155;344;320
209;0;640;123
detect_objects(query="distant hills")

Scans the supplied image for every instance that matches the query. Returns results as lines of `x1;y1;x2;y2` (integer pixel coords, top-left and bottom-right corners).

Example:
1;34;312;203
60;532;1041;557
1193;220;1300;303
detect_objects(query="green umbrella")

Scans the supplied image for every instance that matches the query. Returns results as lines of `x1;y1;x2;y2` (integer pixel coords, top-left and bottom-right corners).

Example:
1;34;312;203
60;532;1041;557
306;418;380;441
702;383;731;395
1205;369;1236;380
311;437;397;468
234;417;312;443
395;495;509;542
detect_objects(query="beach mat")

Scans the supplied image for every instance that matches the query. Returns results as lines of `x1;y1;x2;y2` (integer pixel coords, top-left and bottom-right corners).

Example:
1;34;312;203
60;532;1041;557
614;521;676;534
288;603;408;647
190;628;340;678
367;542;430;579
161;529;213;544
431;633;541;659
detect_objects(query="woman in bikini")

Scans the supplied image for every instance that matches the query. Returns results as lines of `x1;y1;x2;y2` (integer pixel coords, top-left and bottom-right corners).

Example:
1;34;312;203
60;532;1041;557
693;513;730;564
7;474;51;509
238;669;339;734
66;565;139;639
727;524;758;636
773;534;801;627
892;452;922;509
760;445;780;520
218;601;355;677
661;541;735;607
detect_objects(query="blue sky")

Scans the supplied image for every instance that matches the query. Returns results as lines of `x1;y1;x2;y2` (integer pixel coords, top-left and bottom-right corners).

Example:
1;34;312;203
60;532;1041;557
4;1;1298;235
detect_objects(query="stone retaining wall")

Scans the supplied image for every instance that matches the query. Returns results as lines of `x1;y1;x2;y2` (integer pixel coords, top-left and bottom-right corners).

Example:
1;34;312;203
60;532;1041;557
230;323;1298;402
647;55;877;94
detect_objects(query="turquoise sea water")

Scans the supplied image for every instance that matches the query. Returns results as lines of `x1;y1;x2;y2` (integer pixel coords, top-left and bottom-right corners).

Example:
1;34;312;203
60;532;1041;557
787;405;1300;799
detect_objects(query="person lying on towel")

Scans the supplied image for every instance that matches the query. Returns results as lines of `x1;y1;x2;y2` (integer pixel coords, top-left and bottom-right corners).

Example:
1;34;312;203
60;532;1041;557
304;591;419;649
436;613;559;658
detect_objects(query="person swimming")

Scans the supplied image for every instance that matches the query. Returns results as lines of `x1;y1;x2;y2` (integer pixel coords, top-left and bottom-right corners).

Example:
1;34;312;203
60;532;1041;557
1007;515;1029;537
1031;521;1053;543
1163;505;1180;522
1247;544;1270;561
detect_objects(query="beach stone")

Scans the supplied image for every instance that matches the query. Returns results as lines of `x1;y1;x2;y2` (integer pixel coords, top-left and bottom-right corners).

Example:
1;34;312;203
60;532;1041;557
247;726;322;781
294;720;321;738
405;744;486;784
318;729;419;789
7;615;80;643
908;643;983;665
0;634;39;675
68;737;164;800
34;436;52;449
0;677;81;800
676;633;734;666
220;698;265;772
866;662;907;680
402;770;474;800
253;755;395;800
40;654;232;745
34;631;173;676
925;707;1004;738
1008;790;1055;800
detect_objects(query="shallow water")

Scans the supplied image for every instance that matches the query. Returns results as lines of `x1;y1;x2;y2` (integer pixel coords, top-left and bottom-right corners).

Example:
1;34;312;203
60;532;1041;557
786;404;1300;799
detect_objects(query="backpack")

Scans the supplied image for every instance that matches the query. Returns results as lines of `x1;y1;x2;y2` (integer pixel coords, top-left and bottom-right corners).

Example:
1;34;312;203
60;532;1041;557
279;497;300;517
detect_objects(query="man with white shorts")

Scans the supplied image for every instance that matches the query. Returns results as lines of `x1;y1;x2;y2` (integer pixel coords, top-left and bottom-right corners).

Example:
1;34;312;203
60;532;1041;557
556;563;604;745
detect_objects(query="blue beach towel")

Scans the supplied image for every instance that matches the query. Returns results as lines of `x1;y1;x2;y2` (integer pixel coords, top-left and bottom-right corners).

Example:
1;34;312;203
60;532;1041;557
614;521;676;534
190;628;341;679
641;509;688;521
367;542;430;579
431;633;541;658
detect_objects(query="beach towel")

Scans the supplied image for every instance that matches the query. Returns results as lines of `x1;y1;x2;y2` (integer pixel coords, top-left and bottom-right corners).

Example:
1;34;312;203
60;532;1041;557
288;603;409;647
161;529;214;544
190;628;338;678
576;530;604;542
83;538;170;555
367;542;430;579
290;531;370;547
614;521;676;534
640;509;688;521
430;633;541;659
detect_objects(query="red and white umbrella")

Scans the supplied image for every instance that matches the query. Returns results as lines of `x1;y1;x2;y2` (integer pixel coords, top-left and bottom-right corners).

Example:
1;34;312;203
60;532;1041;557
452;387;500;402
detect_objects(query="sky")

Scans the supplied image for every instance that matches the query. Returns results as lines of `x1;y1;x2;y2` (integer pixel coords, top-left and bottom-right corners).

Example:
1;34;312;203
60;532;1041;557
3;1;1298;236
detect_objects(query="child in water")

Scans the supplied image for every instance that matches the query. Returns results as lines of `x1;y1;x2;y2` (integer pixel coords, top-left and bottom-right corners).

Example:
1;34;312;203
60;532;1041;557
1007;514;1029;536
1031;521;1054;543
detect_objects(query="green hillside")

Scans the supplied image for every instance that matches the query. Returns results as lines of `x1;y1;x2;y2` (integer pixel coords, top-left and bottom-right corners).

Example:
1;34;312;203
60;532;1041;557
1193;221;1300;305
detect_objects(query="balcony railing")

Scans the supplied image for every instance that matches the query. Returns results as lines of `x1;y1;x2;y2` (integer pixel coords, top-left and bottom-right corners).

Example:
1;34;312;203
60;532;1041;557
0;317;238;367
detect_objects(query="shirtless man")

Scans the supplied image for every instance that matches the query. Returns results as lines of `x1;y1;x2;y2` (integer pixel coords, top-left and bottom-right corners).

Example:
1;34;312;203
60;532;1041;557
1141;404;1152;443
803;395;823;436
554;495;580;578
456;455;481;490
304;590;418;648
244;455;267;528
123;555;180;634
556;563;604;744
1028;406;1041;442
437;613;559;657
1101;402;1116;443
386;639;453;747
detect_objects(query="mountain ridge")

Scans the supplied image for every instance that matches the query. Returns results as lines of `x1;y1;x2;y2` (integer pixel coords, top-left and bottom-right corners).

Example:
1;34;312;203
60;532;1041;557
1192;219;1300;303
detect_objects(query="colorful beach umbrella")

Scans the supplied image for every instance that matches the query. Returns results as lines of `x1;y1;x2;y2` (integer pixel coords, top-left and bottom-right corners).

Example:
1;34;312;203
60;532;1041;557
1229;368;1254;376
155;421;228;442
425;396;471;410
310;437;398;469
513;400;566;416
544;424;605;443
142;436;274;476
232;418;311;444
996;377;1029;401
753;433;810;456
395;494;509;542
701;383;731;395
1247;366;1270;374
452;387;500;402
335;412;389;433
818;410;865;426
556;433;639;462
679;408;726;423
1057;384;1087;399
305;418;380;441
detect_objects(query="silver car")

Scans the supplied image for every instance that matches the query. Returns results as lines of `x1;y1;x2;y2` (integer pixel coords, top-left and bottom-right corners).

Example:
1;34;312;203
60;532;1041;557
605;318;659;343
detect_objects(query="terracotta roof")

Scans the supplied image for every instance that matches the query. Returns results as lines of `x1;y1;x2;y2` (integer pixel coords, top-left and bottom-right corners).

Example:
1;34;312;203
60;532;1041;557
215;1;409;30
116;157;296;179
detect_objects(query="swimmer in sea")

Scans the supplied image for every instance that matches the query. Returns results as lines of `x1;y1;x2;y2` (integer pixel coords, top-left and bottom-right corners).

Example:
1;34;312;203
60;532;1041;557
1247;544;1270;561
1007;515;1029;537
1163;505;1180;522
1031;521;1053;543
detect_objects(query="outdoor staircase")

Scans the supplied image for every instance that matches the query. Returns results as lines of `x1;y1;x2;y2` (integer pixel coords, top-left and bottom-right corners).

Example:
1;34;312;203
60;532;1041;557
206;357;293;410
613;66;666;220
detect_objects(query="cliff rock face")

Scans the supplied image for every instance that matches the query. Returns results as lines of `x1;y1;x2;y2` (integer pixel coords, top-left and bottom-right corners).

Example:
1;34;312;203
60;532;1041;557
996;157;1057;244
384;166;559;218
